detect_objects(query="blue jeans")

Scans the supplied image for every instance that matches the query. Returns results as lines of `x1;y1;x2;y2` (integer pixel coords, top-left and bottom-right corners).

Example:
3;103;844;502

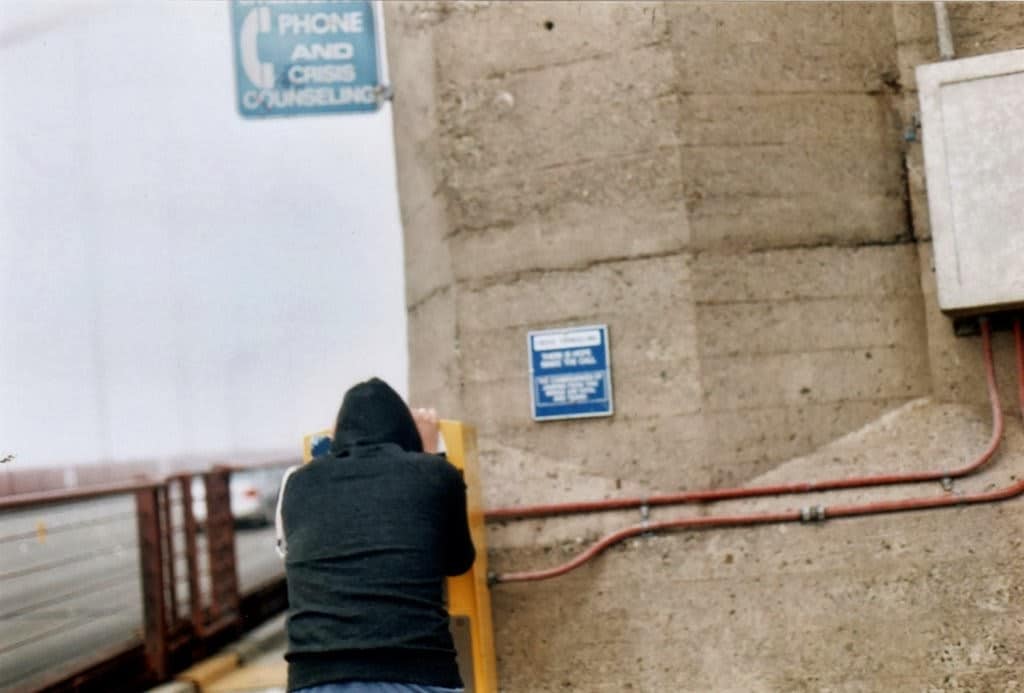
294;684;463;693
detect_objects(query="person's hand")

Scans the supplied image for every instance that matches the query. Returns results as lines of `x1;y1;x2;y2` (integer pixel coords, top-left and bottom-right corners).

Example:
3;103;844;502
412;407;440;453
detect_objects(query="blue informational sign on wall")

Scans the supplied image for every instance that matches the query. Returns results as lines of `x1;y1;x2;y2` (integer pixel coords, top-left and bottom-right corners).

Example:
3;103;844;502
528;325;614;421
231;1;382;118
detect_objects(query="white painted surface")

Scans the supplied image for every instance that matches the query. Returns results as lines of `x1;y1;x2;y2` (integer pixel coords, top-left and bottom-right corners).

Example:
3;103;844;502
918;48;1024;315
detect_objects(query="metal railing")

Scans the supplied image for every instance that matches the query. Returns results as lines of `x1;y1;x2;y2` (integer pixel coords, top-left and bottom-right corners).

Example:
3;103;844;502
0;463;295;692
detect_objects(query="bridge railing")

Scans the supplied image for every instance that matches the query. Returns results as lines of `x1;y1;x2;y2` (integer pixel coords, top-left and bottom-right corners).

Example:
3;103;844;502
0;464;293;692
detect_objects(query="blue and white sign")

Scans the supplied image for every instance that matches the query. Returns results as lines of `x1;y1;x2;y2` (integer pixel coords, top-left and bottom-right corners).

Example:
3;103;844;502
231;1;382;118
528;325;614;421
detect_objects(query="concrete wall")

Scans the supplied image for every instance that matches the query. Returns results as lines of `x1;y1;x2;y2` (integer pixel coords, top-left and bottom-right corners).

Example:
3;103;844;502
385;3;1024;690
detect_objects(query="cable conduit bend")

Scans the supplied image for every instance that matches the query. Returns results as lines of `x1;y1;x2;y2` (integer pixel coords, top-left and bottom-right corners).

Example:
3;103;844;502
492;510;802;584
491;317;1022;584
486;320;1003;522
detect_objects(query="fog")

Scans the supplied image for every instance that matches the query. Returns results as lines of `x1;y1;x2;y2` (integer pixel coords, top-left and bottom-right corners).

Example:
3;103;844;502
0;1;408;469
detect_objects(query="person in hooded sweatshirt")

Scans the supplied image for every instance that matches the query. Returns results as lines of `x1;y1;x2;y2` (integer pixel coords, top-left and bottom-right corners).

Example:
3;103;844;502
279;378;476;693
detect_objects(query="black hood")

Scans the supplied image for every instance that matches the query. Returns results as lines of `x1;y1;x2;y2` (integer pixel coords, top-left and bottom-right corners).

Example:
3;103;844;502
330;378;423;454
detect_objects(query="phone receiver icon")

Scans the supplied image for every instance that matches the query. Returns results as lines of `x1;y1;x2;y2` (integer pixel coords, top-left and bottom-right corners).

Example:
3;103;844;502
240;6;275;89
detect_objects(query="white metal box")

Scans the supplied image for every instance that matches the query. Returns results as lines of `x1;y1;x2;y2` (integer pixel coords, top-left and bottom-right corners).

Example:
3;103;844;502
917;49;1024;316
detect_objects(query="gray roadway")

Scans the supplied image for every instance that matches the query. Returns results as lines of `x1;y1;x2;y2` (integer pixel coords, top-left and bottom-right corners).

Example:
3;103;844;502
0;496;283;692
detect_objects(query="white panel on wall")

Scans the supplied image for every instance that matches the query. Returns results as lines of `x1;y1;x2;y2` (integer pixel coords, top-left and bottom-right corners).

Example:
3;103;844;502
917;48;1024;316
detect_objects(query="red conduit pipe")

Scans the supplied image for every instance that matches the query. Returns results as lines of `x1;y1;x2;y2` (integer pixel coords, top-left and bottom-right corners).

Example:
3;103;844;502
487;319;1003;522
492;511;801;583
492;317;1024;584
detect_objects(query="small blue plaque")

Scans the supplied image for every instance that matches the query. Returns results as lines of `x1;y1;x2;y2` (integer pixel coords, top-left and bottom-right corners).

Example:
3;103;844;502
231;1;382;118
528;325;614;421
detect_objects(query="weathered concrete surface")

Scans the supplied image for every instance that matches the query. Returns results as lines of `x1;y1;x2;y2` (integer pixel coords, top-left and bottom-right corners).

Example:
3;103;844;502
489;401;1024;692
385;2;1024;690
386;4;461;416
670;2;908;254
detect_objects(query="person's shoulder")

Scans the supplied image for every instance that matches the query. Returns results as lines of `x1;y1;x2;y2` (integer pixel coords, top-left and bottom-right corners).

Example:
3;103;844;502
281;462;310;488
404;451;463;480
287;457;330;486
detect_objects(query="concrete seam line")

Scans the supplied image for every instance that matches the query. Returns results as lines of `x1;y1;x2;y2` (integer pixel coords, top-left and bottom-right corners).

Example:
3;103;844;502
175;652;241;688
226;614;288;663
145;682;198;693
229;631;288;664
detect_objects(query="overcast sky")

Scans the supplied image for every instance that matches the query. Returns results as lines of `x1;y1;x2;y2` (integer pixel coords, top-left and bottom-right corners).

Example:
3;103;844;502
0;1;409;469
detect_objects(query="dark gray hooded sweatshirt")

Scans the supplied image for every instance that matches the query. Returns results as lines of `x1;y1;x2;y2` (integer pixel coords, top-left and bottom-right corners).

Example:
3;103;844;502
282;378;475;691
